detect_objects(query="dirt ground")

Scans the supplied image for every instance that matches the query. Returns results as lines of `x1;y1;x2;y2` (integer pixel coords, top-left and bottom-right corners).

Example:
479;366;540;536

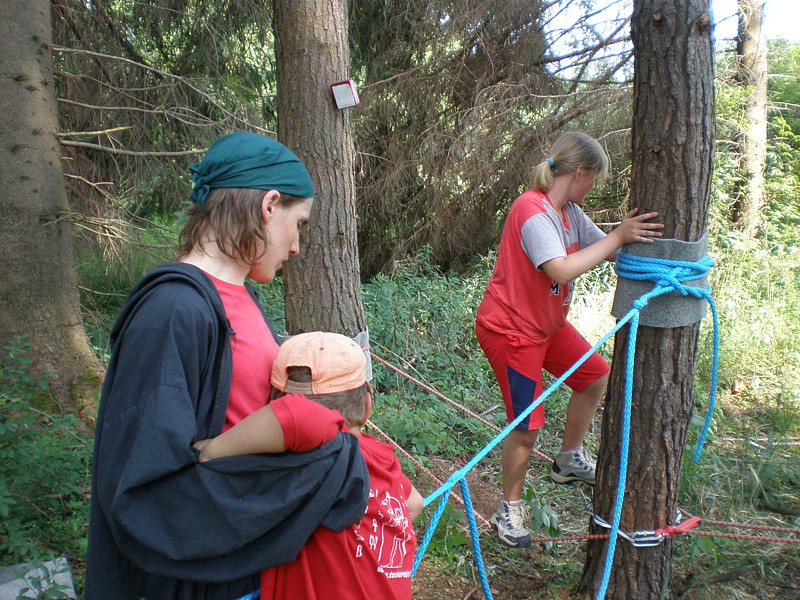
408;456;591;600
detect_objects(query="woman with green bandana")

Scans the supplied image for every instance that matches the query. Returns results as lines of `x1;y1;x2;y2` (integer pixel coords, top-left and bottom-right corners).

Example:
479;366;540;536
85;132;370;600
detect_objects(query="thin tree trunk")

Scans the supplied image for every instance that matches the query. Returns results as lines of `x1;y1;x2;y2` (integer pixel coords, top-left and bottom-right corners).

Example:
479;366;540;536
0;0;102;418
273;0;366;337
580;1;715;598
731;0;768;236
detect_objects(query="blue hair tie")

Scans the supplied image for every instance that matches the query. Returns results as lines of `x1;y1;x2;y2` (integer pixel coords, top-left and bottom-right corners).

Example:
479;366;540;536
544;157;554;168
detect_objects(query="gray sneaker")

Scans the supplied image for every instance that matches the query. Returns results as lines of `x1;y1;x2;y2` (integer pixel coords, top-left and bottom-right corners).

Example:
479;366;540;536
550;448;596;485
490;499;532;548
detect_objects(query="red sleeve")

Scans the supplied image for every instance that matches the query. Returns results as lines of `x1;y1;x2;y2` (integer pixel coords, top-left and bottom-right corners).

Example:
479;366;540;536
269;394;347;452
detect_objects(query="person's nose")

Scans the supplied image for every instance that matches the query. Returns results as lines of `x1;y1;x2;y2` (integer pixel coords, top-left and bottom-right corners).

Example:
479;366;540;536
288;232;301;256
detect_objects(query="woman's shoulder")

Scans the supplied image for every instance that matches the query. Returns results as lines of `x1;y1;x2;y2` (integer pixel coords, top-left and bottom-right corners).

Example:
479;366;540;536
114;262;224;332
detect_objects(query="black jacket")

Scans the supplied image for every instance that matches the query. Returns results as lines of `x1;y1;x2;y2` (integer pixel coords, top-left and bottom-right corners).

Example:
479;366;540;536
85;263;369;600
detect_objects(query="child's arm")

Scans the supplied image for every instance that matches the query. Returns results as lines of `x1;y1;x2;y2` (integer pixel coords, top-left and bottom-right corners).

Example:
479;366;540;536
541;208;663;284
195;394;346;462
408;485;424;521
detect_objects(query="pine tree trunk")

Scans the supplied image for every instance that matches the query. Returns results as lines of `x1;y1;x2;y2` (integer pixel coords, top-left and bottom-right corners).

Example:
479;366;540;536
580;1;715;597
731;0;768;236
273;0;367;337
0;0;102;419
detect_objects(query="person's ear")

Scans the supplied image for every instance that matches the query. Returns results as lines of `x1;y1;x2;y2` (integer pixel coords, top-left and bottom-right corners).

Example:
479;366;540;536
363;386;373;424
260;190;282;223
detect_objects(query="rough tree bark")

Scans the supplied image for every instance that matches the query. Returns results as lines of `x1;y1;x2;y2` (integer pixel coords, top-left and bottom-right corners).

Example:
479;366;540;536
580;1;715;598
273;0;367;337
731;0;768;236
0;0;102;418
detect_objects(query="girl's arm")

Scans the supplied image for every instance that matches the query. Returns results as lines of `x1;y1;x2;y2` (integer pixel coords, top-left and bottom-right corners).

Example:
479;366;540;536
408;485;424;521
541;208;663;284
195;394;346;462
195;406;284;462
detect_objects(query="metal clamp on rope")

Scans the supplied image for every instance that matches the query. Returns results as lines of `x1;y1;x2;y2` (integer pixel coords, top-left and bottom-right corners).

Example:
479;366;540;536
592;514;665;547
629;530;665;547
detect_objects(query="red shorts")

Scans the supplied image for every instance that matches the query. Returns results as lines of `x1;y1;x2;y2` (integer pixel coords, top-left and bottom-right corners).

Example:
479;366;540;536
476;321;610;431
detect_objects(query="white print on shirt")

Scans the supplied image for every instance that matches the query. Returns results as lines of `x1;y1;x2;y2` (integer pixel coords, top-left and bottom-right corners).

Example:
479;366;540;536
352;486;414;580
548;280;574;306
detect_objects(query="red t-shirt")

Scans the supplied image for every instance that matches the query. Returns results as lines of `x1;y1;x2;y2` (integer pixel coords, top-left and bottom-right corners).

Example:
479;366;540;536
270;394;346;452
477;189;605;343
260;431;417;600
207;274;278;431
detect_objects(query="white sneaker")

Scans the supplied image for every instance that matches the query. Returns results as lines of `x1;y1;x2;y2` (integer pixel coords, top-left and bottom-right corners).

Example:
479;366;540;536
490;499;532;548
550;448;596;485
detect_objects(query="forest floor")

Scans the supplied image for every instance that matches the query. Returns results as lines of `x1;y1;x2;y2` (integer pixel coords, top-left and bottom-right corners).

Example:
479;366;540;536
406;452;800;600
408;456;593;600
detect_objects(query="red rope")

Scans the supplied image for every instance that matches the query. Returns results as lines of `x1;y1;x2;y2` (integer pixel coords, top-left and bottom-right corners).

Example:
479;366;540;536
369;352;800;548
685;530;800;544
680;510;800;536
656;515;702;537
371;351;553;464
366;419;492;528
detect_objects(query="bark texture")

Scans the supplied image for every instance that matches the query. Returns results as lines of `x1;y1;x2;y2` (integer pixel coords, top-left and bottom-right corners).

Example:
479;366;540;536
580;1;715;597
0;0;102;417
731;0;768;236
274;0;367;337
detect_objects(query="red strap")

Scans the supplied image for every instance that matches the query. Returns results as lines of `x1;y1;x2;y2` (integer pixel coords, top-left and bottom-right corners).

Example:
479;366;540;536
657;515;702;537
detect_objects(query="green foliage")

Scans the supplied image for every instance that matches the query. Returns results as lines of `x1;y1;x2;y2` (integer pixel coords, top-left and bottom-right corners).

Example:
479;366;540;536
15;559;73;600
75;218;177;356
519;487;561;548
0;338;92;573
363;248;500;460
423;504;470;561
698;234;800;432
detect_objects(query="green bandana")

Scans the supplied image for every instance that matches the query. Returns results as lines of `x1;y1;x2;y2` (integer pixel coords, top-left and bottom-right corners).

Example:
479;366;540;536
189;132;314;205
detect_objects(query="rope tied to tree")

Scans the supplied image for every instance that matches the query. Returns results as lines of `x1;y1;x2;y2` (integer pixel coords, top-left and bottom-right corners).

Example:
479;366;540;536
595;249;719;599
614;249;720;462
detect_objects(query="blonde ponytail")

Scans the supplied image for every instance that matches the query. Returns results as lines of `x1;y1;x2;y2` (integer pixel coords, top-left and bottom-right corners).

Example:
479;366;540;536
530;131;610;192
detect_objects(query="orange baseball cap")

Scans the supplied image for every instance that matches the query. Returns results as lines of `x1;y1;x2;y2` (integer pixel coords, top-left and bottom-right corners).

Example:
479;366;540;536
271;331;366;395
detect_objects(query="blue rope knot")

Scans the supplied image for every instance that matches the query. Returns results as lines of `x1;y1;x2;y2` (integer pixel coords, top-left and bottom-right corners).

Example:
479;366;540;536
616;251;715;297
593;247;720;599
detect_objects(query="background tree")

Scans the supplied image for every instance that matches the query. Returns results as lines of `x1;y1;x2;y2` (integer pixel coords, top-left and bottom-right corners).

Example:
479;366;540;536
731;0;768;235
581;0;715;597
350;0;634;276
47;1;638;279
0;0;102;415
274;0;367;336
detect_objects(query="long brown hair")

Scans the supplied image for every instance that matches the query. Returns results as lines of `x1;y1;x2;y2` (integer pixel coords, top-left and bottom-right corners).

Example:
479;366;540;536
177;188;306;264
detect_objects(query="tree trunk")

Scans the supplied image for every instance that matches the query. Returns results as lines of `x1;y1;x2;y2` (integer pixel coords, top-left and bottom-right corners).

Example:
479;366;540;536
580;1;715;598
731;0;768;236
273;0;366;337
0;0;102;418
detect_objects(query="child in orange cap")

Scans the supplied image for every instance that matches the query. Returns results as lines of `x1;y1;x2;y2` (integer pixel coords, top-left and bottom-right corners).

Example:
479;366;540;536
196;331;424;600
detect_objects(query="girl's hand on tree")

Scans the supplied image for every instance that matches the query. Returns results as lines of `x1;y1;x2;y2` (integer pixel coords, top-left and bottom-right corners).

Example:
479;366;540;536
614;208;664;244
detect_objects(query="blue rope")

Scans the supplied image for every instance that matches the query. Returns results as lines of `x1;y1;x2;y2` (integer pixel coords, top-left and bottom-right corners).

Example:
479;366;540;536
412;311;636;579
595;250;718;599
614;251;720;460
460;478;494;600
411;249;718;600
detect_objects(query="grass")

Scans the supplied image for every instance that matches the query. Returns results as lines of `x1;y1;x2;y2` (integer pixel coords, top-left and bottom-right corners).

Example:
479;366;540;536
379;239;799;599
3;218;799;599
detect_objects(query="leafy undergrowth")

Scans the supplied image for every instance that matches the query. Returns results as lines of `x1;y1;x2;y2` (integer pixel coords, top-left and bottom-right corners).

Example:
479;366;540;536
5;231;798;599
370;246;799;599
